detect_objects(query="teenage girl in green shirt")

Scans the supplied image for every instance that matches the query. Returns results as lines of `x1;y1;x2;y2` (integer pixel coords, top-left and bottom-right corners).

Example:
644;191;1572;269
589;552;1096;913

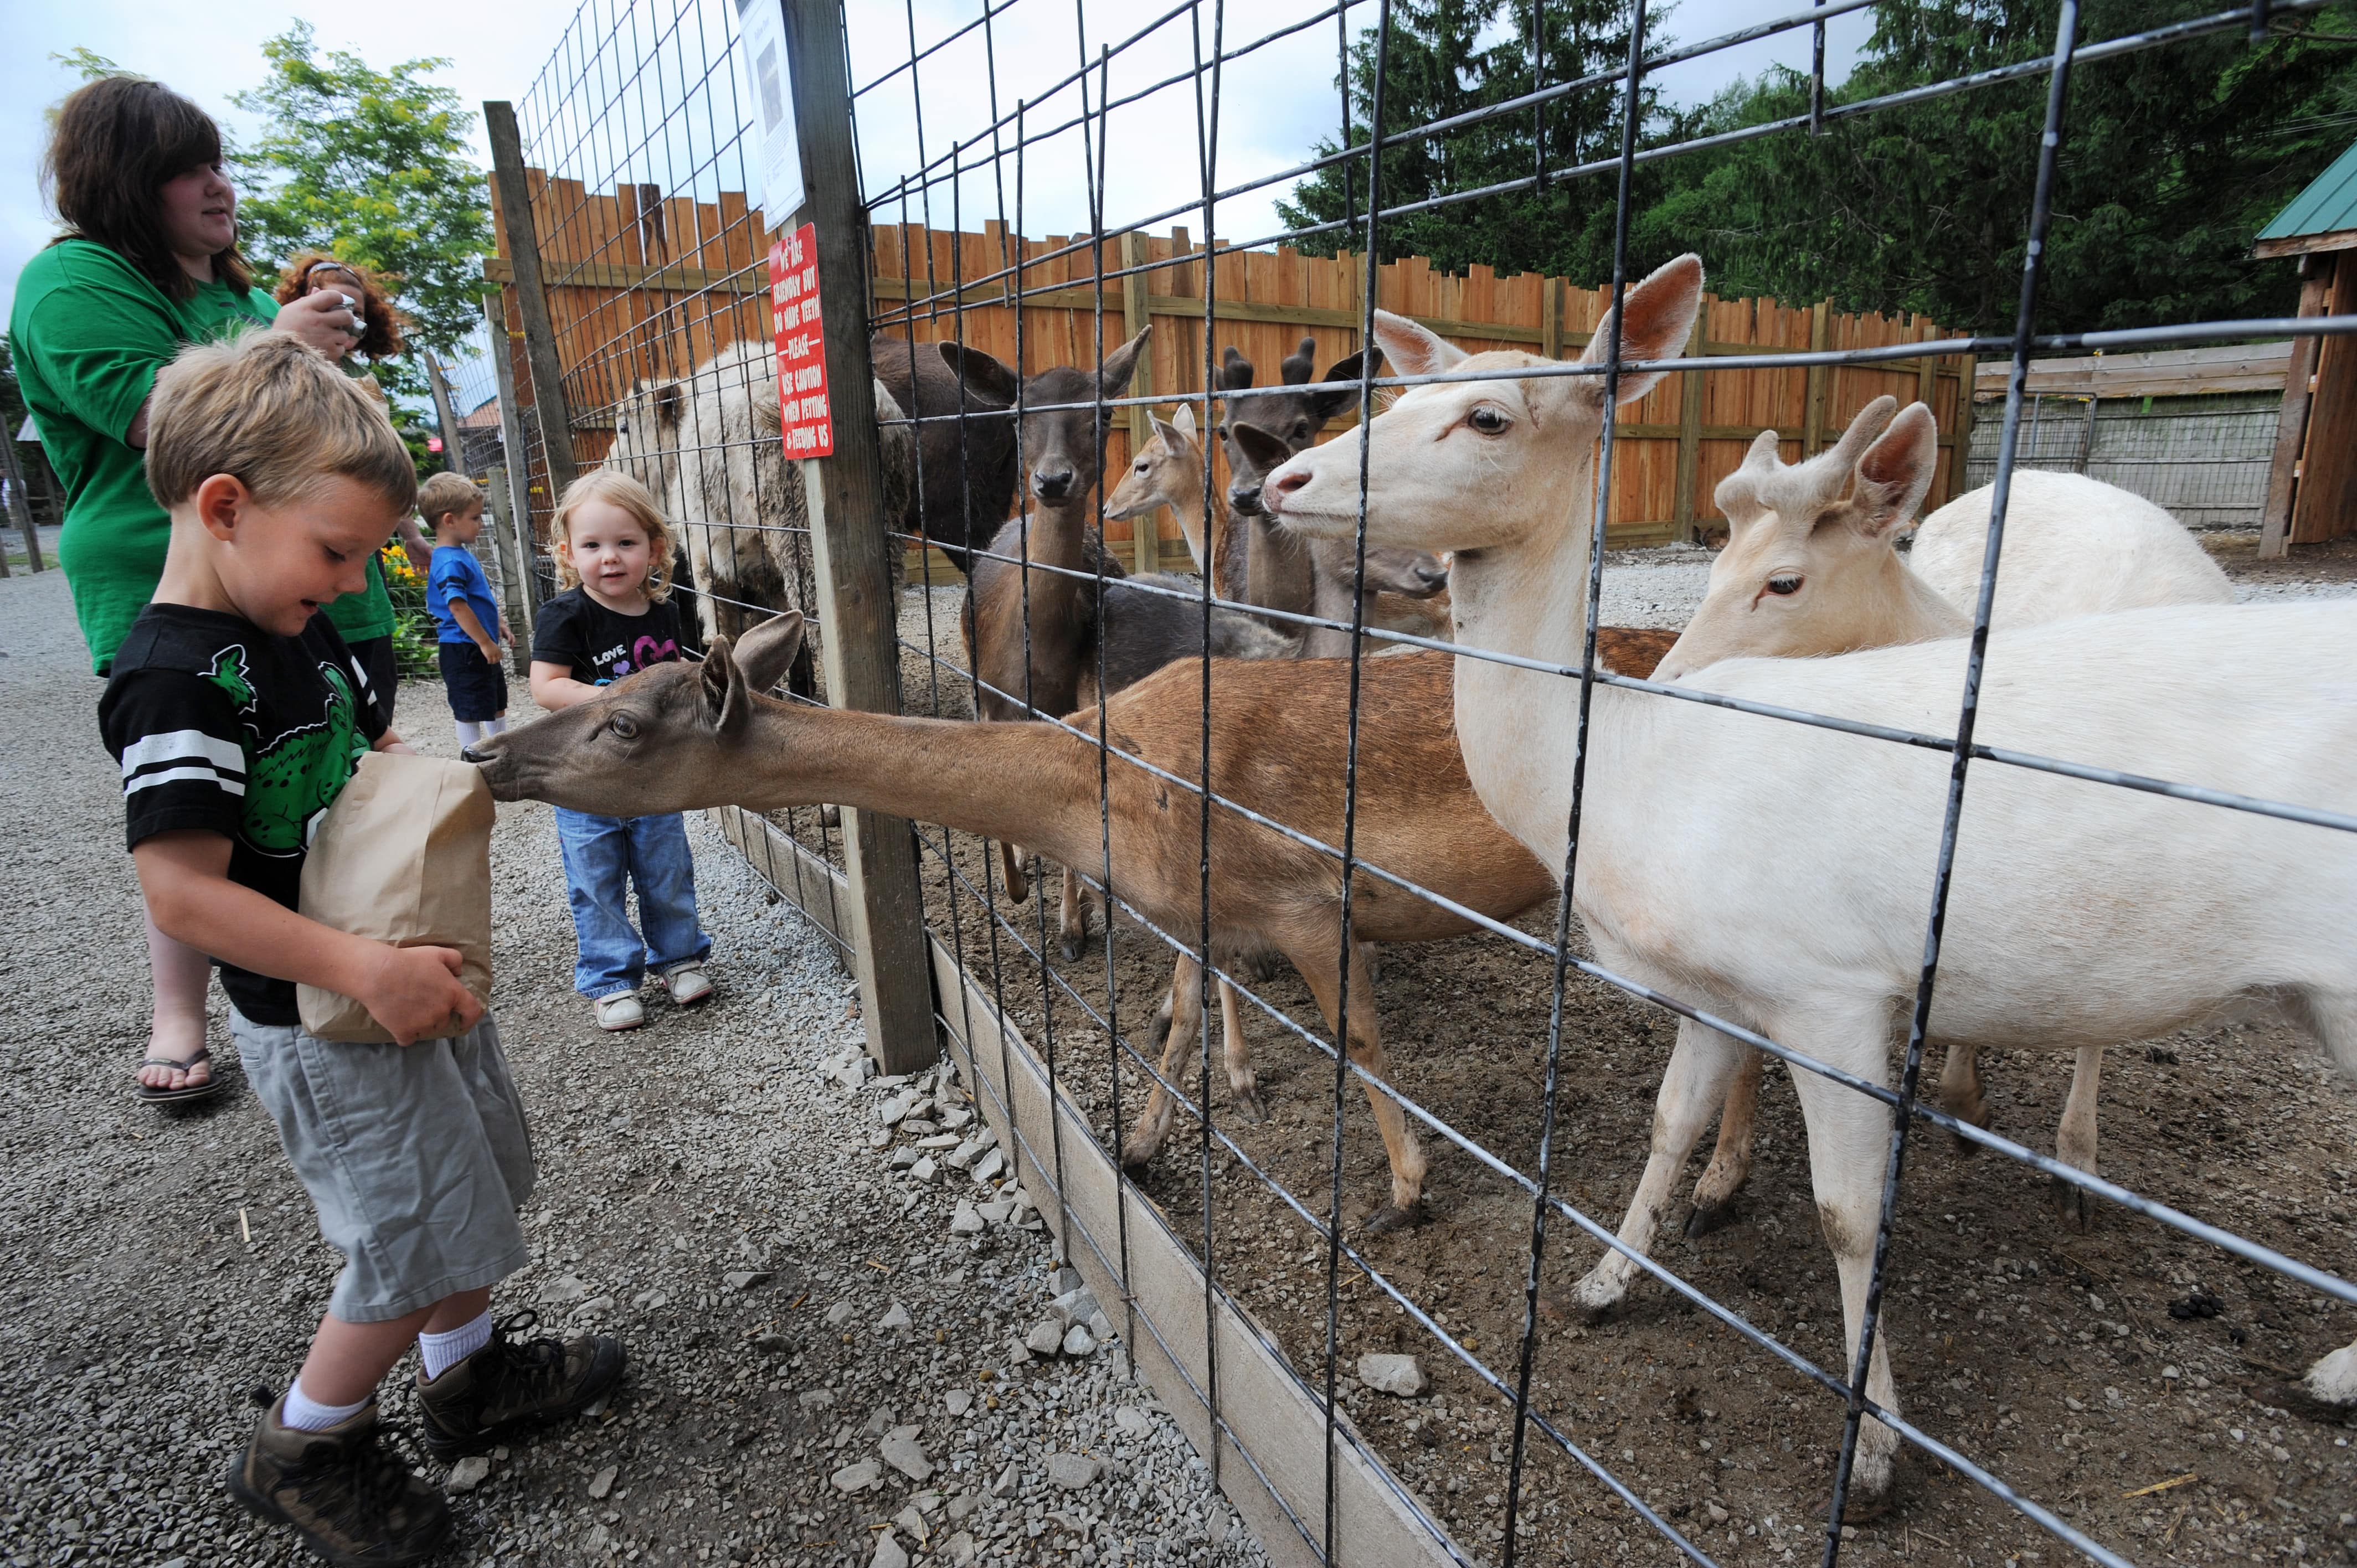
10;78;364;1101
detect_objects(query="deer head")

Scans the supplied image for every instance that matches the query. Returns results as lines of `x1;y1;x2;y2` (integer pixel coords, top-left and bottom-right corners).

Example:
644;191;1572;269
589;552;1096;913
1654;398;1951;679
1217;337;1381;515
940;327;1150;506
1104;402;1215;569
467;615;809;816
1262;254;1704;558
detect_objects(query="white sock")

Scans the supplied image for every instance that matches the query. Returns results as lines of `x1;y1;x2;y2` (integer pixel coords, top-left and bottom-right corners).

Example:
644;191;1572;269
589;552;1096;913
482;715;508;736
281;1377;373;1432
455;719;483;749
419;1311;494;1380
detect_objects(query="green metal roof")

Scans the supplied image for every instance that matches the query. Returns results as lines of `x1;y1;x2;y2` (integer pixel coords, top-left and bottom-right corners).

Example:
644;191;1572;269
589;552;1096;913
2258;138;2357;242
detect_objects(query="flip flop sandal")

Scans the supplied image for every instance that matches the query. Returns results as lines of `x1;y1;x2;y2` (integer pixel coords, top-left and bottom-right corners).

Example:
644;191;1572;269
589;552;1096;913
136;1045;224;1104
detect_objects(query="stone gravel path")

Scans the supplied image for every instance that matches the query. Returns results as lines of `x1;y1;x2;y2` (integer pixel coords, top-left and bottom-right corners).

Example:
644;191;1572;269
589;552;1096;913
0;561;1267;1568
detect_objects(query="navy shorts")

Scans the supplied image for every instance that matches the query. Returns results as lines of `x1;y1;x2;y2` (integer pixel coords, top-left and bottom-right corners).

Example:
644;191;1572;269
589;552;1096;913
438;641;511;721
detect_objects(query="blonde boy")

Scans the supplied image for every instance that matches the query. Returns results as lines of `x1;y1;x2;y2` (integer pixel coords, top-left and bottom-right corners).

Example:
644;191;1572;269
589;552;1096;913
98;332;620;1568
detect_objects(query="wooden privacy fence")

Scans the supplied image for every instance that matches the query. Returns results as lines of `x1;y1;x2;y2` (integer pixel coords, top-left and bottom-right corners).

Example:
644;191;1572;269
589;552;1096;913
485;172;1974;568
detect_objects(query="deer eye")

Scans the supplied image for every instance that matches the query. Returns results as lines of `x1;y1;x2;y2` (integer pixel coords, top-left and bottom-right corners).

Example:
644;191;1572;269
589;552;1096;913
1292;421;1310;439
609;713;639;739
1468;405;1509;434
1766;575;1803;596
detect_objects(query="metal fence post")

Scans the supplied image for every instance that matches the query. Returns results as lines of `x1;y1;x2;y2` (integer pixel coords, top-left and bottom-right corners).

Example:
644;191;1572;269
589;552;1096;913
484;100;581;502
781;0;939;1075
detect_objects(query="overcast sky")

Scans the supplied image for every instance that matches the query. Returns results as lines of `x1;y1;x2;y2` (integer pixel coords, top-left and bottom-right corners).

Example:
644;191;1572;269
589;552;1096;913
1;0;1871;375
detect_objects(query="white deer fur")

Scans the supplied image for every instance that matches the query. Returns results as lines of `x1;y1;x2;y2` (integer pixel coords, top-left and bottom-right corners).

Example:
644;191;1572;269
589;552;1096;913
1262;254;2357;1493
1911;468;2235;630
1660;404;2245;1225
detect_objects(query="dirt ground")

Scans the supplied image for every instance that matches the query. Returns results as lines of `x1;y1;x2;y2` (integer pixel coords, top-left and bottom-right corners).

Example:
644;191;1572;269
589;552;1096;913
834;552;2357;1567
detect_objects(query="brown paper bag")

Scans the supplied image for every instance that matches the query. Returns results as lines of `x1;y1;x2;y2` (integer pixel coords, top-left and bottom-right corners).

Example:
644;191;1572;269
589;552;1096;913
296;751;496;1043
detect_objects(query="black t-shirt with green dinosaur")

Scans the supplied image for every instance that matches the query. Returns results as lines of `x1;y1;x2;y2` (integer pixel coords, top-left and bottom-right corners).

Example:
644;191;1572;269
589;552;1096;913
100;603;387;1025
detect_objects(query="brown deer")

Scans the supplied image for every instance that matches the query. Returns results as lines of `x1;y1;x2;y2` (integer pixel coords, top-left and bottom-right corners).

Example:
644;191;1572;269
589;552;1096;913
1216;338;1378;621
468;611;1706;1235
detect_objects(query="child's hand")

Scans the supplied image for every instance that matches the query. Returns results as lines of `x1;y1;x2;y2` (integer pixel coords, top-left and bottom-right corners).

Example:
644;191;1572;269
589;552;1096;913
478;638;502;665
359;943;483;1045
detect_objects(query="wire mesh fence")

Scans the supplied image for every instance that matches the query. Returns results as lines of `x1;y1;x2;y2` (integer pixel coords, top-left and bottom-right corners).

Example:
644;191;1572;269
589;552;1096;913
489;2;2357;1565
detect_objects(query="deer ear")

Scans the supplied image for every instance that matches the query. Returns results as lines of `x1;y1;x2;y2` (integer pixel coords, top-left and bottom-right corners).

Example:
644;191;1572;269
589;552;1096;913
1303;347;1383;421
1169;402;1197;440
936;341;1022;405
1579;252;1703;406
735;610;806;695
1279;336;1317;385
1850;402;1938;538
1741;428;1783;471
653;380;685;429
1372;311;1465;380
699;636;752;736
1099;327;1151;396
1230;422;1293;477
1150;412;1190;456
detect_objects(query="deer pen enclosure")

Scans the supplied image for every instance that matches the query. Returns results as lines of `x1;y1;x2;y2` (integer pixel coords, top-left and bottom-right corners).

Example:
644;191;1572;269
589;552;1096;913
478;3;2357;1567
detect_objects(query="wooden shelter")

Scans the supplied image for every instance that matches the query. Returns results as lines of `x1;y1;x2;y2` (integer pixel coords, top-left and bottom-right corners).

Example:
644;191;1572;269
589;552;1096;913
2255;138;2357;556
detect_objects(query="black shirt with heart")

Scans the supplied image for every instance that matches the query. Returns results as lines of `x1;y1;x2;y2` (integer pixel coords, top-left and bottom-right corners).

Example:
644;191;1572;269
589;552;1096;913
530;588;689;687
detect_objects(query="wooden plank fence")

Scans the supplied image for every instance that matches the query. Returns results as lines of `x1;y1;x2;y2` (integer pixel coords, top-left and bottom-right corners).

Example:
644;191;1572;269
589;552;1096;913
487;172;1973;566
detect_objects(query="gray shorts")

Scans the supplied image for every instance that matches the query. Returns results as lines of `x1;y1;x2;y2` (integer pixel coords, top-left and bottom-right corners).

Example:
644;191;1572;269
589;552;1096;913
233;1010;538;1324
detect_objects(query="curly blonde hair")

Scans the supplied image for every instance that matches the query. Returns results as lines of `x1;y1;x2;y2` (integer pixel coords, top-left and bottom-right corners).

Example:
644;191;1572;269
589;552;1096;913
549;470;673;602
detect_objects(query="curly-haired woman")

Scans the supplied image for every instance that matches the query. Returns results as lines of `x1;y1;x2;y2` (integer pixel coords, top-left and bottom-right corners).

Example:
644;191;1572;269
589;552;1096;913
274;251;434;720
9;76;364;1105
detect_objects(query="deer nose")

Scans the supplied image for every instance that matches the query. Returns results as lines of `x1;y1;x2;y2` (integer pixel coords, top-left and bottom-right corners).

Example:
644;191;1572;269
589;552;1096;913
1264;467;1309;512
1229;482;1263;515
460;745;489;765
1033;468;1075;501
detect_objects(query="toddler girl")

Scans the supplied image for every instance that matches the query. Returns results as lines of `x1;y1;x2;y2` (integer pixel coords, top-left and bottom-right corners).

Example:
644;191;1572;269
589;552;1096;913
528;472;714;1031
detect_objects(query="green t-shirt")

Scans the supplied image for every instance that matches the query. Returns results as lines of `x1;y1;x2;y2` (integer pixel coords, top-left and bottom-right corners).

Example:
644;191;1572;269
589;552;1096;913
8;240;277;673
325;549;397;642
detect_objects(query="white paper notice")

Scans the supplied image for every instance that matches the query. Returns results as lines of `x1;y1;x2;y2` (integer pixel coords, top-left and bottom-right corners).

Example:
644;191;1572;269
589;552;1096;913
737;0;806;225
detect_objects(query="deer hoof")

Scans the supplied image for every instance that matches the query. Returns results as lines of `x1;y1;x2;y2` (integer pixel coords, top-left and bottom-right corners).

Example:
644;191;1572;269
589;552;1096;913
2052;1173;2096;1231
1683;1198;1744;1239
1228;1086;1268;1124
1059;931;1089;962
1120;1138;1160;1172
1362;1201;1428;1237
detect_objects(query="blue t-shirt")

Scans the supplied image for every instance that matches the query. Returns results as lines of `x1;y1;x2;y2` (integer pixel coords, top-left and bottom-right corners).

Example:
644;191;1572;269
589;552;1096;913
427;545;502;645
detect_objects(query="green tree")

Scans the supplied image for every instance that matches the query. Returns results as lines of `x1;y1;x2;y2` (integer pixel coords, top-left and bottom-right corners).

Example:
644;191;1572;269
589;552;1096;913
1275;0;1674;280
229;22;492;398
1639;2;2357;334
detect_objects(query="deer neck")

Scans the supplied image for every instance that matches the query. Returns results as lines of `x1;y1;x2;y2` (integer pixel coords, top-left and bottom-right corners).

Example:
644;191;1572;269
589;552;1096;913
1442;444;1626;859
742;702;1105;868
1157;479;1212;580
976;496;1097;717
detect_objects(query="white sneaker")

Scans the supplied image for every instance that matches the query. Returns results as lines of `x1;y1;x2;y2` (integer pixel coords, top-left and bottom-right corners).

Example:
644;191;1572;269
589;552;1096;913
594;992;646;1031
662;964;714;1007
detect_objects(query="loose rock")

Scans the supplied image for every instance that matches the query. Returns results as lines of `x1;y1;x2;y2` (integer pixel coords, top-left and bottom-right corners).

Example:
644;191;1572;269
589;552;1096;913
1062;1323;1097;1357
876;1299;913;1333
832;1460;883;1493
446;1456;492;1494
1357;1353;1428;1397
1044;1452;1100;1490
1026;1319;1067;1355
588;1464;618;1500
881;1425;935;1482
871;1530;910;1568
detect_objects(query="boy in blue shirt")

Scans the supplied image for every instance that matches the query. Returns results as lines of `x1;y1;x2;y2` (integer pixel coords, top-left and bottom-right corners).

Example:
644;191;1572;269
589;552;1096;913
420;471;510;747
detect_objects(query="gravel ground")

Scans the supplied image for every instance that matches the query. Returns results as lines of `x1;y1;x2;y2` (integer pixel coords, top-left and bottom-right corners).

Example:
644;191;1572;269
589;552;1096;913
0;560;1269;1568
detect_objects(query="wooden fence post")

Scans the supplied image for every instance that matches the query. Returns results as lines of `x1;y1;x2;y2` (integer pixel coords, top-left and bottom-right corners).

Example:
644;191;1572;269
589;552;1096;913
481;293;547;654
1120;230;1158;573
781;0;939;1075
1802;300;1831;457
1952;352;1979;504
0;425;40;575
2260;255;2332;560
1541;277;1563;363
485;101;581;501
1671;312;1707;543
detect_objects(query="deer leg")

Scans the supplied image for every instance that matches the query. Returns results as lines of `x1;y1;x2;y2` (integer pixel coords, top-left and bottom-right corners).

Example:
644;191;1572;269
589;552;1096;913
1058;866;1092;961
997;840;1031;904
1218;973;1266;1123
1938;1040;1988;1152
1685;1049;1763;1237
1285;936;1426;1234
1561;1015;1746;1322
1122;954;1205;1170
2052;1043;2104;1230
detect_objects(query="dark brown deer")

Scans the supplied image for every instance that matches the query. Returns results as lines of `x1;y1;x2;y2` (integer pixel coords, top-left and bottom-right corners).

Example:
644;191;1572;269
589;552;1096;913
1215;338;1379;620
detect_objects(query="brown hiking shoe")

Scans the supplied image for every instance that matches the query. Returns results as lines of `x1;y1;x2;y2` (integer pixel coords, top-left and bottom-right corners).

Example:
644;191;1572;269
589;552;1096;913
414;1310;625;1461
226;1391;452;1567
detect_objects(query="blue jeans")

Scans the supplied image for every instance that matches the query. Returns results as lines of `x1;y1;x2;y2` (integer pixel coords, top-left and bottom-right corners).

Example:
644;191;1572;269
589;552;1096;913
553;808;712;999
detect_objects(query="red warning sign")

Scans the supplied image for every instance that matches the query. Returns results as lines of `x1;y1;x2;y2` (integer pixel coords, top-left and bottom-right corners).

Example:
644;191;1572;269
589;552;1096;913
769;225;832;458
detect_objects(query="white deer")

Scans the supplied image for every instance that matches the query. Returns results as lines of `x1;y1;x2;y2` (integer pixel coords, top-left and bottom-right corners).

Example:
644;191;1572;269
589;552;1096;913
1659;403;2242;1226
1262;254;2357;1498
